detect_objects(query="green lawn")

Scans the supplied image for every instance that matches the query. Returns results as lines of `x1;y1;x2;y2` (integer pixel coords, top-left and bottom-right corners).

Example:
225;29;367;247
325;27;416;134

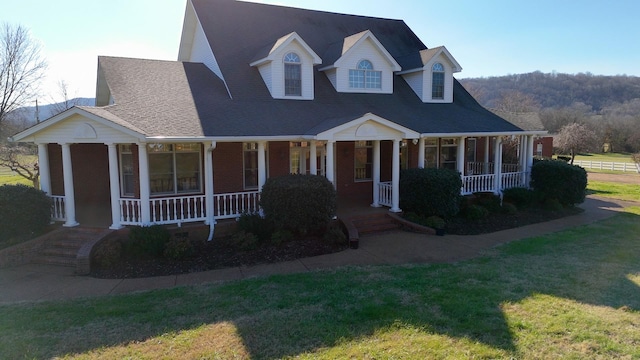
587;181;640;202
1;206;639;359
0;174;31;186
573;152;634;163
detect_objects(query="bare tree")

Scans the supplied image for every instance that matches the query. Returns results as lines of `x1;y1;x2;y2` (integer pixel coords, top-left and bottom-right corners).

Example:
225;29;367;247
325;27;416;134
0;23;47;130
555;123;597;164
632;153;640;173
49;79;80;116
493;90;540;113
0;143;39;188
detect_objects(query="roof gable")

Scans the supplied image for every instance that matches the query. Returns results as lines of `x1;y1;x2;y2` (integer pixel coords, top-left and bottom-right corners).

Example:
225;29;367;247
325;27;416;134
321;30;401;72
419;46;462;72
250;31;322;67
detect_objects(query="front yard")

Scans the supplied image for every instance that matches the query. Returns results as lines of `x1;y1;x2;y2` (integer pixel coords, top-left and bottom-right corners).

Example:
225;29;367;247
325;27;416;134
1;205;639;359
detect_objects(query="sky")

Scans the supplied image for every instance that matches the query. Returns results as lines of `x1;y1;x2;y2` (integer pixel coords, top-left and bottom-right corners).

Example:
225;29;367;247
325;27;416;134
3;0;640;105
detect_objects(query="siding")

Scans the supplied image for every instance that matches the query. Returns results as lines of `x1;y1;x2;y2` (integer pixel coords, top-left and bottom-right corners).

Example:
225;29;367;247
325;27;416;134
401;72;423;101
258;41;316;100
190;18;224;81
333;38;395;94
33;114;138;144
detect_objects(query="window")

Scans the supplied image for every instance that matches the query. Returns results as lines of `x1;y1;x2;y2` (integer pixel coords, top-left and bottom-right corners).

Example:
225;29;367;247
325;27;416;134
284;52;301;96
119;145;134;196
354;141;373;181
243;143;259;190
432;63;445;99
424;138;438;168
147;143;201;196
440;138;458;170
466;138;477;162
536;143;543;156
349;60;381;89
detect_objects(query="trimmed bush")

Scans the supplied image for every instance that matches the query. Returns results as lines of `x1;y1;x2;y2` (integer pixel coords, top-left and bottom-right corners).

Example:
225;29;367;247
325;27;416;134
501;202;518;215
233;230;259;250
125;225;171;257
502;187;538;209
530;160;587;206
464;204;489;221
474;193;502;213
260;174;336;235
0;184;52;240
399;168;462;218
323;223;348;246
270;230;293;246
163;236;194;260
237;212;273;242
424;215;445;229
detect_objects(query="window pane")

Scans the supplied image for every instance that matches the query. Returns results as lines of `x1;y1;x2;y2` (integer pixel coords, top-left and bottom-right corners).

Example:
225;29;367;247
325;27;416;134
149;153;174;194
120;152;134;196
349;69;365;88
425;146;438;168
366;70;381;89
432;71;445;99
285;63;301;96
176;152;200;193
354;142;372;180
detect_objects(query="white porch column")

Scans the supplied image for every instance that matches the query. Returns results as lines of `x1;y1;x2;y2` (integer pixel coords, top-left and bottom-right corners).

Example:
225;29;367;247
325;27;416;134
417;138;425;168
390;139;401;213
371;140;381;207
60;143;78;227
457;136;466;175
37;143;51;195
138;143;151;225
484;136;490;174
205;141;216;240
257;141;267;191
493;137;503;194
309;141;317;175
326;141;335;186
526;135;535;187
107;143;123;230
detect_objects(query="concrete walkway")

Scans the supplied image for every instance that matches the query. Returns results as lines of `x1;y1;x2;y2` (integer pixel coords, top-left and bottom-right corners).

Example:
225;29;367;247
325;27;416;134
0;196;635;305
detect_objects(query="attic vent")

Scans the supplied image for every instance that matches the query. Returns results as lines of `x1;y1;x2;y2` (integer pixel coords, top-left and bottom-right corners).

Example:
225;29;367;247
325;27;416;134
73;123;98;139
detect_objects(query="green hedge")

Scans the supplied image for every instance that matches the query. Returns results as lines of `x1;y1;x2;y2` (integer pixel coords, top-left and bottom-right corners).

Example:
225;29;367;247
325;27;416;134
399;168;462;218
0;184;52;240
260;174;336;235
530;160;587;206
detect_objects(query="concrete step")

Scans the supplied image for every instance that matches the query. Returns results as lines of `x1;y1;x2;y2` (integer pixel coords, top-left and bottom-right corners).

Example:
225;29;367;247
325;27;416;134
349;213;400;235
31;227;110;269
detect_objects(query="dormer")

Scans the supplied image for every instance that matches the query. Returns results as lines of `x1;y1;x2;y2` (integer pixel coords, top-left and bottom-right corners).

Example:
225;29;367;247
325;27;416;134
399;46;462;103
320;30;401;94
250;32;321;100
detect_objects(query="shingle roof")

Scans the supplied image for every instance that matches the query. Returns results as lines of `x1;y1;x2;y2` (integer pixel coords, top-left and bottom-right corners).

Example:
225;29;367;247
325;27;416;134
90;0;526;138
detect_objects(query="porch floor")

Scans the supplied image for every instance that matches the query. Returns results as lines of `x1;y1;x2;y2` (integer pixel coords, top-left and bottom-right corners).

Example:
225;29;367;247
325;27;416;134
336;198;394;219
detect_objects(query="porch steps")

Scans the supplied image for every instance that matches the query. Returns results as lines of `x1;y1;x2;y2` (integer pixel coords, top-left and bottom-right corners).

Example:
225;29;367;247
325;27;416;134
348;213;401;236
31;227;112;269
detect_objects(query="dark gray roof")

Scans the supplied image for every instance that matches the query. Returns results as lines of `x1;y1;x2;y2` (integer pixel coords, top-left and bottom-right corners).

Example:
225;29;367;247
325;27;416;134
92;0;525;138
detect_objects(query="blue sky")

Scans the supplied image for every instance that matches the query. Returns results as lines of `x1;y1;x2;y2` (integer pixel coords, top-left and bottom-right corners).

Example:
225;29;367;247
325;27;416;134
3;0;639;103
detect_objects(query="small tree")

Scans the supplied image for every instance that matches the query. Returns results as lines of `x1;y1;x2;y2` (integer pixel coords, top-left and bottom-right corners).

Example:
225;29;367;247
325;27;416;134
0;144;39;188
554;123;597;164
632;153;640;173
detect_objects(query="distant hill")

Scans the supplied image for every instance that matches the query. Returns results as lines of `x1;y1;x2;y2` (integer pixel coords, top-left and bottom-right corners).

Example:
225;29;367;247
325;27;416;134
16;98;95;125
459;72;640;111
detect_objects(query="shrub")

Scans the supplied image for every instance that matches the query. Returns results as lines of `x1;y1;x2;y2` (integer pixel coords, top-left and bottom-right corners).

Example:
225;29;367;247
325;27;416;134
125;225;171;257
473;192;502;213
163;236;194;260
425;215;445;229
0;184;52;240
556;155;571;162
399;168;462;218
502;187;537;209
270;230;293;246
543;198;564;211
237;212;273;242
323;222;348;245
501;202;518;215
233;230;259;250
464;204;489;221
260;174;336;235
530;160;587;206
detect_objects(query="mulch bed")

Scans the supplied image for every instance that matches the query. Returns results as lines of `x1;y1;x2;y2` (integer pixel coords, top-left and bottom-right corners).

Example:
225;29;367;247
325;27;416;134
91;206;583;279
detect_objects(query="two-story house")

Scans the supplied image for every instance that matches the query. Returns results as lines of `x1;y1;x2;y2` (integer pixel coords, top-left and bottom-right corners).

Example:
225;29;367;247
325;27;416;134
10;0;546;238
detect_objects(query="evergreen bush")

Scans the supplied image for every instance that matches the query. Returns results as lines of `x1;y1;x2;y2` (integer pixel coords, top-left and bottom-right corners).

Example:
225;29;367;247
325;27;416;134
399;168;462;218
260;174;336;235
125;225;171;257
0;184;52;240
530;160;587;206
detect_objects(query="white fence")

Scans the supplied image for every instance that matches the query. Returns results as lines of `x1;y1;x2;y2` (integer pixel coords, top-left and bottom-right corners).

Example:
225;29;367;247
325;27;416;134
213;191;261;219
462;171;528;195
573;160;639;173
50;195;66;221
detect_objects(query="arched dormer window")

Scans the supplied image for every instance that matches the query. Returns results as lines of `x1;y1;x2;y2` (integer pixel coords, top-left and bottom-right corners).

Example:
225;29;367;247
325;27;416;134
349;60;381;89
432;62;445;99
284;52;302;96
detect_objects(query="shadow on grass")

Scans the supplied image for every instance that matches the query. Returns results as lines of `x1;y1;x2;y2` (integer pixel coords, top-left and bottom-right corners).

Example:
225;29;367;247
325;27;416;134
1;199;639;358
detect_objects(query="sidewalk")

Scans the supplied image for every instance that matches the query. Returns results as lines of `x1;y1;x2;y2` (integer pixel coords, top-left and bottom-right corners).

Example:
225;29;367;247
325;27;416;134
0;196;634;304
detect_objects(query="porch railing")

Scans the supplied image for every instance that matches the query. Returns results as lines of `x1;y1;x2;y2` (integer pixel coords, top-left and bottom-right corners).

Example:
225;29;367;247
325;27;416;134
501;171;528;190
120;198;142;225
50;195;66;221
213;191;261;219
378;181;392;207
150;195;207;225
462;174;495;195
466;162;521;175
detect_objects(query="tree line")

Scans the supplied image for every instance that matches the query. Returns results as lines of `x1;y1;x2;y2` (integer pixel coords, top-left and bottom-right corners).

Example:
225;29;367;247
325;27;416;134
460;72;640;155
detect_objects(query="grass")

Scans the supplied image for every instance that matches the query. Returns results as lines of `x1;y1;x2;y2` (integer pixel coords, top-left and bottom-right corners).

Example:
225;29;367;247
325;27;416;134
573;152;634;163
587;180;640;202
1;206;640;359
0;174;31;186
